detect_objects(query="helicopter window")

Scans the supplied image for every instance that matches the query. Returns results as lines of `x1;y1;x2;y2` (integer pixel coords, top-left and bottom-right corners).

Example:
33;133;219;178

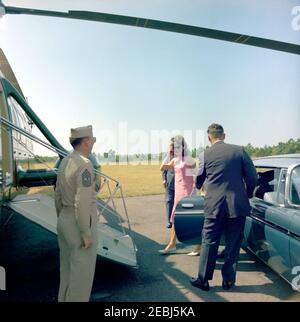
7;96;34;159
7;97;21;142
6;96;57;175
7;96;31;131
15;109;27;145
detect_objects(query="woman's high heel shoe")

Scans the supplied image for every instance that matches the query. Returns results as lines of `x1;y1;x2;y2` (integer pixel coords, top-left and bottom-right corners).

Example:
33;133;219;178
158;245;177;254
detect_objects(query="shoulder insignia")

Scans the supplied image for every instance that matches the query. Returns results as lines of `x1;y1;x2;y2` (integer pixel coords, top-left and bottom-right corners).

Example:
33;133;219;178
82;168;92;187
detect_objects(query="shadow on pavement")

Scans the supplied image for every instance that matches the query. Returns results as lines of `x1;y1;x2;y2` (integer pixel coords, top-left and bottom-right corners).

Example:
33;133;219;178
0;205;296;302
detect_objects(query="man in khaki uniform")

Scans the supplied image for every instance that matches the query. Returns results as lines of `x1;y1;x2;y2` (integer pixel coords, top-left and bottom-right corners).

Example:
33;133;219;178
55;125;98;302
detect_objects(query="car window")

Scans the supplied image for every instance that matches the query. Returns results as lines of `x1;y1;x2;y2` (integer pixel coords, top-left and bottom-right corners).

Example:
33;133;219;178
254;167;283;205
277;169;287;205
290;166;300;205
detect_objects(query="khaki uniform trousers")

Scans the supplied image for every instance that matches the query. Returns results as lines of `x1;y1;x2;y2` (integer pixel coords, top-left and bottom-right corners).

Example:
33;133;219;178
57;206;98;302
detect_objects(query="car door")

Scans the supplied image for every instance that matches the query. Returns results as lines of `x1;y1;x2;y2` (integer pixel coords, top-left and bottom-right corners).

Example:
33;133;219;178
287;164;300;289
244;168;292;280
289;209;300;289
174;196;205;245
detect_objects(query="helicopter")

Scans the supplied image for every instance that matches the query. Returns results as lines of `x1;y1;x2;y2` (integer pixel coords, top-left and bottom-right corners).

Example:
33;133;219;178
0;2;299;270
0;47;138;268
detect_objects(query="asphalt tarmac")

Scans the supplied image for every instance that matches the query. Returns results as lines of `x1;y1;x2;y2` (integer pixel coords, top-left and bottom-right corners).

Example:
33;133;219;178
0;194;299;302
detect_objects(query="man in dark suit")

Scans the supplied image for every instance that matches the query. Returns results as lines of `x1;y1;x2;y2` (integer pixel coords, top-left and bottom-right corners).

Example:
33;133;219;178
190;123;257;291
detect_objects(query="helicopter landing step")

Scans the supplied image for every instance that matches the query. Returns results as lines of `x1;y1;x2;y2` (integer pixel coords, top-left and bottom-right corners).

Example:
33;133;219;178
9;193;138;268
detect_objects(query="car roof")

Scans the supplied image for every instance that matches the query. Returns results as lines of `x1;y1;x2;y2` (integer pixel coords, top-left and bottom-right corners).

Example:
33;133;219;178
253;154;300;169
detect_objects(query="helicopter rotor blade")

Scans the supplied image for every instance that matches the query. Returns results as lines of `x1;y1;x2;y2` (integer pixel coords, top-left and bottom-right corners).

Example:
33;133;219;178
2;4;300;55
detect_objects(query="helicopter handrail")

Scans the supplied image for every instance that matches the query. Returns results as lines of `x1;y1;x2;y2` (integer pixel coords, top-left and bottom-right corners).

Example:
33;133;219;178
1;115;134;239
1;116;67;156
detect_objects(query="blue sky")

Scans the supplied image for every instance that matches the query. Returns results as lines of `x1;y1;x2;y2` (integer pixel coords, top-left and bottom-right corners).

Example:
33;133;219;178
0;0;299;154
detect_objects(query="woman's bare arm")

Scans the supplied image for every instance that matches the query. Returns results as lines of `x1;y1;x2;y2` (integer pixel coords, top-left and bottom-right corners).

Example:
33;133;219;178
186;162;196;169
185;157;196;169
160;158;175;171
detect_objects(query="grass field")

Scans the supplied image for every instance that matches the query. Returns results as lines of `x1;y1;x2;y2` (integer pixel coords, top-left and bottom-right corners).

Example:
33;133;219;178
16;163;166;199
100;164;165;197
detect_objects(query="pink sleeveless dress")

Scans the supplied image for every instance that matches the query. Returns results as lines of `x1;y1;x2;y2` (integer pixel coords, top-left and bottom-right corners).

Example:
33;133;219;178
170;158;194;223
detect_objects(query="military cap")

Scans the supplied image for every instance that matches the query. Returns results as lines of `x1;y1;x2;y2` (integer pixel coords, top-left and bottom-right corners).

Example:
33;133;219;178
69;125;96;143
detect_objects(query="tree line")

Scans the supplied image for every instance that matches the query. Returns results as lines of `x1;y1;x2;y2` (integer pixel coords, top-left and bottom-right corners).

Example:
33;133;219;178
243;138;300;158
190;138;300;158
26;138;300;164
99;138;300;161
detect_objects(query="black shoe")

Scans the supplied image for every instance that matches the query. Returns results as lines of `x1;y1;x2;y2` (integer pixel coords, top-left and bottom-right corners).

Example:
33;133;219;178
167;223;172;229
222;281;235;290
190;277;210;291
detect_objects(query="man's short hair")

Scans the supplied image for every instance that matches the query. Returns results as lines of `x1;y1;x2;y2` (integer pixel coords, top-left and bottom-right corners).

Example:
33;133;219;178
207;123;224;139
70;137;85;149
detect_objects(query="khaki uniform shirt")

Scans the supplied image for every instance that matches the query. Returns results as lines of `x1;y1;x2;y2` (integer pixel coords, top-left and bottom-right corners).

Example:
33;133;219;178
55;151;97;239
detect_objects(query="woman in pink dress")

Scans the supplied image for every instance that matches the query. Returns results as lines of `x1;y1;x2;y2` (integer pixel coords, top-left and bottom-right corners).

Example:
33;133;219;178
159;135;196;254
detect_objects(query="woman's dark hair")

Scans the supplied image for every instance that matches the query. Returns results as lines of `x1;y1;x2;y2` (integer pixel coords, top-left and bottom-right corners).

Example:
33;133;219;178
173;135;188;157
169;137;175;150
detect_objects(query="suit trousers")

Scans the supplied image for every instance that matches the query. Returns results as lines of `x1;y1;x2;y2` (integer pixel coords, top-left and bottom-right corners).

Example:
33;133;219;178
57;207;98;302
197;209;246;283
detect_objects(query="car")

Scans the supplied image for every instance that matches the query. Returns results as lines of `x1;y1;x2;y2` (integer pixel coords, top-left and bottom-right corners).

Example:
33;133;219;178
174;154;300;290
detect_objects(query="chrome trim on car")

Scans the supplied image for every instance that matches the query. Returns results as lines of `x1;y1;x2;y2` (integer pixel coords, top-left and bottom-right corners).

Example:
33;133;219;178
175;210;204;214
181;203;195;209
286;163;300;209
289;231;300;242
250;213;289;235
250;212;300;241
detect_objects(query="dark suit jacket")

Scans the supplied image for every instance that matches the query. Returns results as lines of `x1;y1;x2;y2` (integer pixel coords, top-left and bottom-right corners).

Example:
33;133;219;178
196;141;257;218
